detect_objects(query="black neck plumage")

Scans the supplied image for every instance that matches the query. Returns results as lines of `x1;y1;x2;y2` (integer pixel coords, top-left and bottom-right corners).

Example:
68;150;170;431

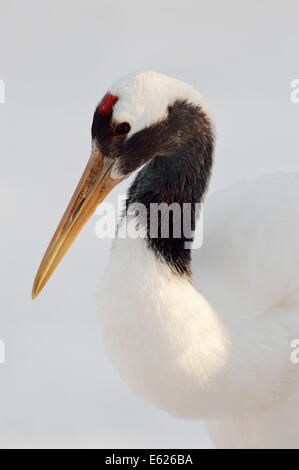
126;130;214;277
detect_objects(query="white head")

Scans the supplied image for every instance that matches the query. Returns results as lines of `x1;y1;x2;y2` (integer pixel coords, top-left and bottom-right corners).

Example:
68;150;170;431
109;71;212;137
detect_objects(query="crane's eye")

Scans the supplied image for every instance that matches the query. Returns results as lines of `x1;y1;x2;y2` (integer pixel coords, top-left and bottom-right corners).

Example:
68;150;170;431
114;122;131;136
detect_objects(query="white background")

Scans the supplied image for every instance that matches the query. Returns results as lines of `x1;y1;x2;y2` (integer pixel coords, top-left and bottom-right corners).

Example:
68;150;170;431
0;0;298;448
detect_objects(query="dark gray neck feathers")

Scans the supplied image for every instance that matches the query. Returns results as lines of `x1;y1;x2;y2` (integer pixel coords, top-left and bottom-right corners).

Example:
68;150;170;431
126;100;214;277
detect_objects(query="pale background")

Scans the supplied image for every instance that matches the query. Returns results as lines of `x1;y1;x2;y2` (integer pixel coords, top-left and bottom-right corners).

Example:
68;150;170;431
0;0;298;448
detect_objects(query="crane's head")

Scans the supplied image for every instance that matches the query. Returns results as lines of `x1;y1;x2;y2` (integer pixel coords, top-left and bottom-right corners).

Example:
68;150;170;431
32;71;213;298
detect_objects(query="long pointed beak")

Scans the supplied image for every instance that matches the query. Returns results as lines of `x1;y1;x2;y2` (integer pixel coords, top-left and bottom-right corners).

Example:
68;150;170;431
32;145;122;299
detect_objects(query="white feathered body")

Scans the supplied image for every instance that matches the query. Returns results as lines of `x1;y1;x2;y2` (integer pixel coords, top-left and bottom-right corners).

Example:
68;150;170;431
99;173;299;448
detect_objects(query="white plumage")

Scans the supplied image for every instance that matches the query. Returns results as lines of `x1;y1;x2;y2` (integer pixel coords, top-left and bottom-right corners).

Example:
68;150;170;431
99;173;299;448
110;71;212;137
33;71;299;448
96;73;299;449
